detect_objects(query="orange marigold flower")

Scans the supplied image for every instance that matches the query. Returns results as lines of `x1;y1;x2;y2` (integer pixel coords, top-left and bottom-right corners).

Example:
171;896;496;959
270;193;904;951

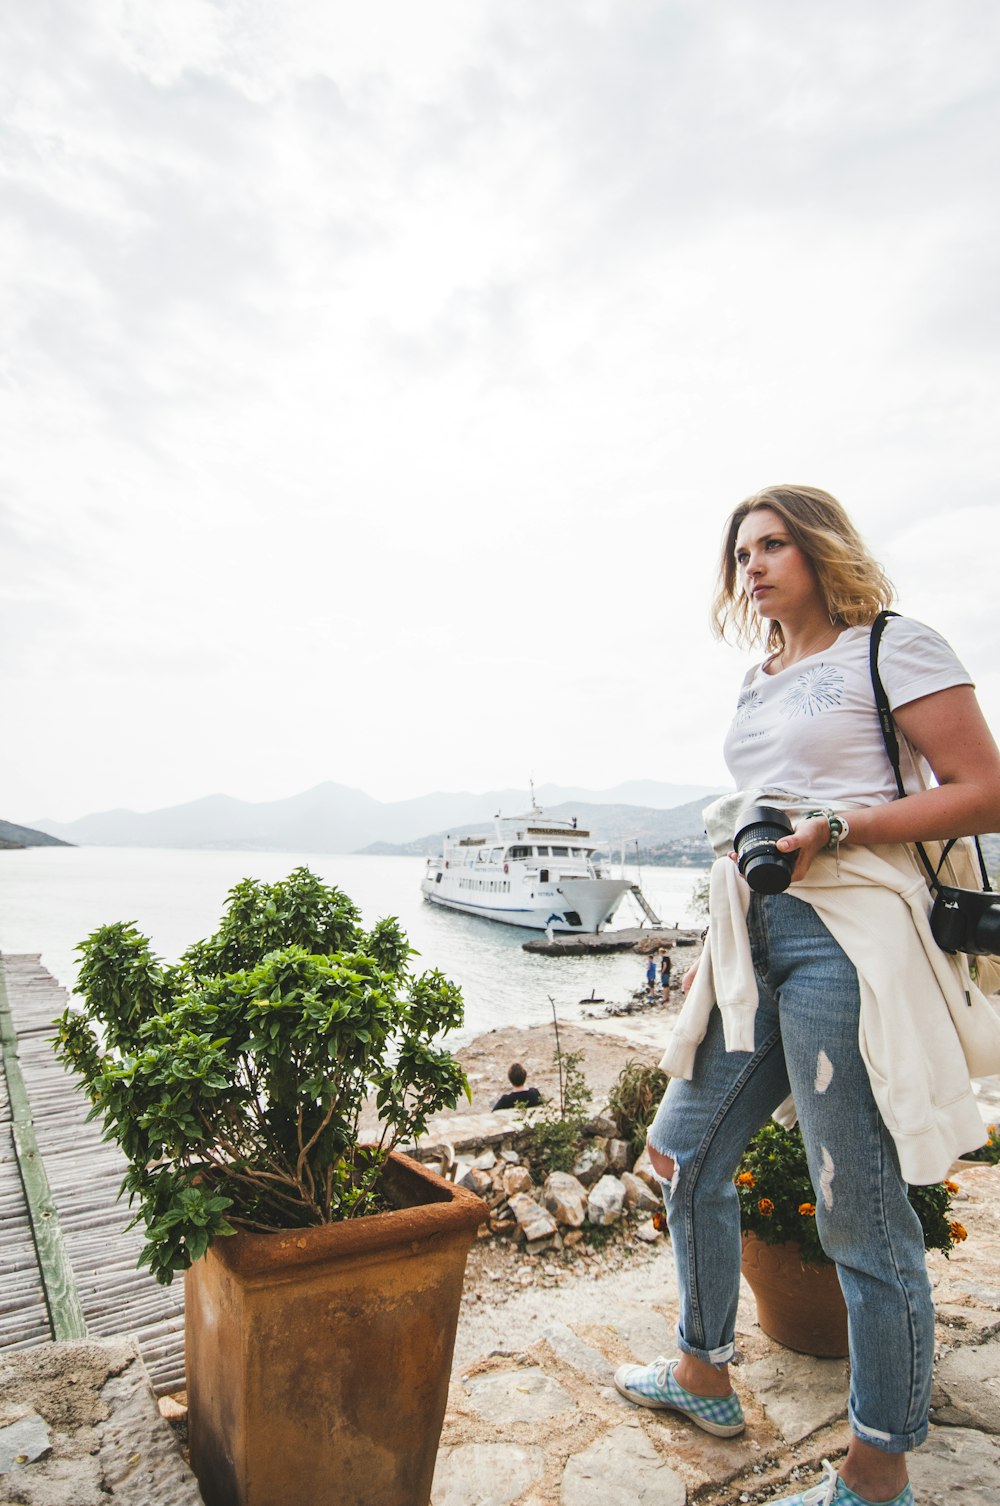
949;1221;967;1243
736;1172;756;1188
652;1210;667;1232
944;1180;959;1194
757;1198;775;1217
798;1202;816;1217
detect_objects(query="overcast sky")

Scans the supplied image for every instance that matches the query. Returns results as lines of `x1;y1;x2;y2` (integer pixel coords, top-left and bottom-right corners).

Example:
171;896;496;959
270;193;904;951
4;1;1000;823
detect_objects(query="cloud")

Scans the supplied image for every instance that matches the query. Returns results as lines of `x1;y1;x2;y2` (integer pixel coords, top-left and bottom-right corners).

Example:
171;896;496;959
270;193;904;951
2;1;999;819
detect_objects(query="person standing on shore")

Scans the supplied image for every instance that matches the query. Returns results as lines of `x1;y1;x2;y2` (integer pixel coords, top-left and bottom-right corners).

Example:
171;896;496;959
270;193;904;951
613;485;1000;1506
645;954;657;998
659;950;672;994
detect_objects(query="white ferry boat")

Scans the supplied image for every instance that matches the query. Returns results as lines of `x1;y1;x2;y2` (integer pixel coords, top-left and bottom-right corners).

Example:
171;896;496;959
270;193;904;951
420;802;646;933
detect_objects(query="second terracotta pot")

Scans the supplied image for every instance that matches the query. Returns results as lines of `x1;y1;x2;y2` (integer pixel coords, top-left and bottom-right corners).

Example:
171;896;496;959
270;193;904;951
741;1231;849;1358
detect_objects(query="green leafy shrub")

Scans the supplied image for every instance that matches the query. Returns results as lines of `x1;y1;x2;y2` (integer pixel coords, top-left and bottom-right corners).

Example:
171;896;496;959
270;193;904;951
607;1061;670;1158
54;867;470;1285
517;1050;592;1177
736;1121;966;1267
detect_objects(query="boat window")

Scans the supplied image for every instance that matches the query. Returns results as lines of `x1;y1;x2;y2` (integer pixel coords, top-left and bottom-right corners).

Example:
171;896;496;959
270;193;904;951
551;846;569;856
535;846;549;856
539;869;549;883
510;845;531;859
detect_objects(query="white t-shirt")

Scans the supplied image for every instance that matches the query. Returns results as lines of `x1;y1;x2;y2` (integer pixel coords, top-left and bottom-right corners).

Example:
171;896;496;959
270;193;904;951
723;617;972;807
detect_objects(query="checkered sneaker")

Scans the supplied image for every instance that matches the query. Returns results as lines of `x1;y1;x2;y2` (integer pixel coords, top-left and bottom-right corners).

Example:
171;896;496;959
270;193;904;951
768;1459;915;1506
612;1357;745;1437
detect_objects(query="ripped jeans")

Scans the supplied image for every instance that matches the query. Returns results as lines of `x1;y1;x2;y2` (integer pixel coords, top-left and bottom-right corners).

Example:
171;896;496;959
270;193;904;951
646;891;933;1453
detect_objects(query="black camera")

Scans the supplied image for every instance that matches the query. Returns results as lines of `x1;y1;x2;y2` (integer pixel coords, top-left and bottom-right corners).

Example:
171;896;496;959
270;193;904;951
734;805;796;894
930;884;1000;957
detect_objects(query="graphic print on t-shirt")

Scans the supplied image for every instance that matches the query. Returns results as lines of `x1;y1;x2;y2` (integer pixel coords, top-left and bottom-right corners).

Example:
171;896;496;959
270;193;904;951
779;664;845;718
734;685;763;724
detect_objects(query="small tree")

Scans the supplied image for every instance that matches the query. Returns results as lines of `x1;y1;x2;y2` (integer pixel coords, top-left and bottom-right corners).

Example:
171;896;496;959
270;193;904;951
54;867;470;1284
516;1049;593;1177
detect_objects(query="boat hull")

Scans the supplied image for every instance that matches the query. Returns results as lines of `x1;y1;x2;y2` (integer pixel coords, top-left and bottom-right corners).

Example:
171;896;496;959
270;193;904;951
420;875;632;933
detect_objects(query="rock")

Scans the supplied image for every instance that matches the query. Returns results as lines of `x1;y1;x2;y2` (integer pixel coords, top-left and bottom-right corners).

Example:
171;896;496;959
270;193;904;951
585;1113;618;1138
542;1322;613;1381
499;1148;521;1165
740;1352;850;1444
606;1138;631;1174
503;1165;534;1197
634;1219;663;1243
908;1422;1000;1505
432;1441;546;1506
473;1150;497;1171
631;1146;662;1193
508;1192;559;1243
0;1413;52;1471
462;1366;574;1423
621;1172;661;1213
573;1142;609;1187
563;1229;585;1247
561;1423;685;1506
542;1172;588;1228
933;1339;1000;1431
587;1175;625;1226
458;1167;494;1196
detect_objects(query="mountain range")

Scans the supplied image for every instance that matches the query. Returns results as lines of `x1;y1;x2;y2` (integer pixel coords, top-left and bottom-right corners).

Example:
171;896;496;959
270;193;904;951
28;780;722;855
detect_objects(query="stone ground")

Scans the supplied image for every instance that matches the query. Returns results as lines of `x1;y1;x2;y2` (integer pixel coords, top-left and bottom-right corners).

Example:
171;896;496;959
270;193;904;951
0;1338;201;1506
430;1158;1000;1506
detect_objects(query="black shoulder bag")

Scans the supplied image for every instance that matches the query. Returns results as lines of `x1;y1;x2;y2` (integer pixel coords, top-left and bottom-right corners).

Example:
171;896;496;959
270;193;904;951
870;609;1000;991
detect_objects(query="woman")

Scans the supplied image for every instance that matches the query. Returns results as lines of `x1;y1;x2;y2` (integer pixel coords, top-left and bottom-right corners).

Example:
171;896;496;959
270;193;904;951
614;486;1000;1506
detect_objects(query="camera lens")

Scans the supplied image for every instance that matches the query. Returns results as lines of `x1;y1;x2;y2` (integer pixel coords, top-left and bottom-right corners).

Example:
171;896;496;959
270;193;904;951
734;805;796;895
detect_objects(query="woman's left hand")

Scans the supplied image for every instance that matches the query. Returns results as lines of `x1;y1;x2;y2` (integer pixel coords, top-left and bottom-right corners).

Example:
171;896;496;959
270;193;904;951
773;814;831;881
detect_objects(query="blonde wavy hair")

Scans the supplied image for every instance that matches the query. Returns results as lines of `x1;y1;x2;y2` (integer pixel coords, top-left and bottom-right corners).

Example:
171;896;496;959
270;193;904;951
713;484;895;652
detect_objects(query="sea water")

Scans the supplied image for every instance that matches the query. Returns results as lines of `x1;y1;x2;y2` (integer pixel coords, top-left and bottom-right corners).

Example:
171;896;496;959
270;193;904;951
0;847;704;1045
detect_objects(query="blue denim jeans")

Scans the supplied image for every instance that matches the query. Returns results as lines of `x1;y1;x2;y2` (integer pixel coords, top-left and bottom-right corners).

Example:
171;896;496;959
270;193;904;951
647;891;933;1453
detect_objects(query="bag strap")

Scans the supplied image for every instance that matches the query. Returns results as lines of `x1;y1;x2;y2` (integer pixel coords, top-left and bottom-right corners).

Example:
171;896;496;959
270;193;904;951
869;610;990;890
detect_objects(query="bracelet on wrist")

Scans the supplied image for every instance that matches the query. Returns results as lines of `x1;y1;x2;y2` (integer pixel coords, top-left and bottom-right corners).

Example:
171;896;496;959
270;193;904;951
804;809;850;850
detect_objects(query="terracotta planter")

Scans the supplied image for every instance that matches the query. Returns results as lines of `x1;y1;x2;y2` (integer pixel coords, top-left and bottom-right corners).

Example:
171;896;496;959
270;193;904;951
186;1151;488;1506
740;1231;849;1358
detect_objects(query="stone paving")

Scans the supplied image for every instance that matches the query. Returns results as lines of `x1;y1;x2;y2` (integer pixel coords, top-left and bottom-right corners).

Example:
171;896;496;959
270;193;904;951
432;1159;1000;1506
0;1337;201;1506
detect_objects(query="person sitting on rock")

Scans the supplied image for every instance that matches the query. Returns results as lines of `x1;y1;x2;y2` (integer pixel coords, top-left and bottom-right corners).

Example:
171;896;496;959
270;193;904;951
492;1062;542;1111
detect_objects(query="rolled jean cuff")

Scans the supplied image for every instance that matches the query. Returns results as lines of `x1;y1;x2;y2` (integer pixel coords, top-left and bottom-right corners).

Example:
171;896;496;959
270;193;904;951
849;1404;929;1455
677;1332;736;1367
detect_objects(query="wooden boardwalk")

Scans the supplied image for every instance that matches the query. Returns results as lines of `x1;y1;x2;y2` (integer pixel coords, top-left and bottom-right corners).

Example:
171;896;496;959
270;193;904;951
0;953;185;1394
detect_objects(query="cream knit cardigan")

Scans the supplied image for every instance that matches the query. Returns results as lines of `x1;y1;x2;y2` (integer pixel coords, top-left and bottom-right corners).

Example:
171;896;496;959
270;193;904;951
659;843;1000;1185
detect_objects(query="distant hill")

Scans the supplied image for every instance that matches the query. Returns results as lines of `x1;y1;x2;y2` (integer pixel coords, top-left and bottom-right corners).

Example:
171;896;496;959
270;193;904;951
0;818;73;850
357;795;722;860
28;780;722;855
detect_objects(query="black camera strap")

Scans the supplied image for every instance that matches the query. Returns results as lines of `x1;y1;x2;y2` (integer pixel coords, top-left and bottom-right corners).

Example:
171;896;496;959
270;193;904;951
869;609;991;891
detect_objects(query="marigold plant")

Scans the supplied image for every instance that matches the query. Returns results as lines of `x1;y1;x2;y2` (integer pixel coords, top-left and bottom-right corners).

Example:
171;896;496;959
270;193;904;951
959;1123;1000;1165
735;1121;964;1267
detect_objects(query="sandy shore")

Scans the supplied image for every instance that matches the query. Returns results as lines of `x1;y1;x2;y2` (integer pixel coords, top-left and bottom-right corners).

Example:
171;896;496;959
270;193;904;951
451;997;681;1117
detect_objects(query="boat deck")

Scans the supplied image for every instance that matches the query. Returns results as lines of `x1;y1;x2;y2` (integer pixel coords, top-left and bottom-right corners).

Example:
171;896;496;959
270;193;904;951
0;953;186;1394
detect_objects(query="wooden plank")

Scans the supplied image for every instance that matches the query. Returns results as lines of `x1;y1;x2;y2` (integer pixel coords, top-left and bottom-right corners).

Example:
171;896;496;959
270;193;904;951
1;954;186;1392
0;957;87;1341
